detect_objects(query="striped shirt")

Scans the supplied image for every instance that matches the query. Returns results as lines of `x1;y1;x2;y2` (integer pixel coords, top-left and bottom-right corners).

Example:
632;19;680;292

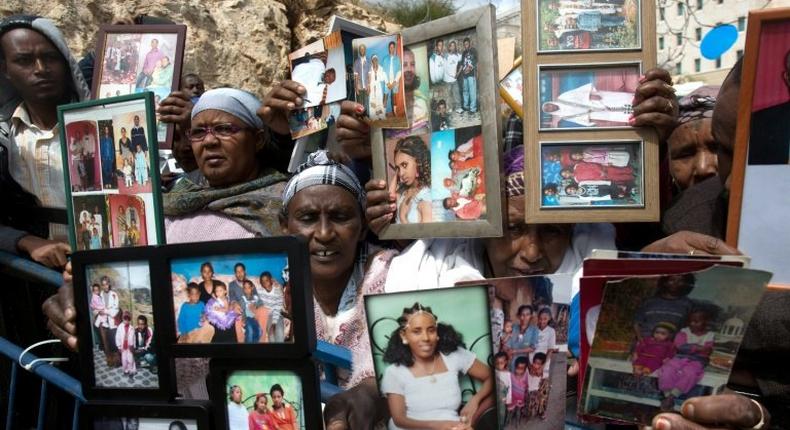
259;284;284;323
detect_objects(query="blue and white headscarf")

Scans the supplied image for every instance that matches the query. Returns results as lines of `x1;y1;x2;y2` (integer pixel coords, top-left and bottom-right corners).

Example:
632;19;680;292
281;150;366;215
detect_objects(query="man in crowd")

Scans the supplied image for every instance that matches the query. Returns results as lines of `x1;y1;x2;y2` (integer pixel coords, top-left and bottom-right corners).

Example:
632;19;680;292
180;72;205;102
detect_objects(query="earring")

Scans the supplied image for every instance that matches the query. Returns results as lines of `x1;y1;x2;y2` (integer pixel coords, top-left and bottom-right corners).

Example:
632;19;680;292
402;338;408;345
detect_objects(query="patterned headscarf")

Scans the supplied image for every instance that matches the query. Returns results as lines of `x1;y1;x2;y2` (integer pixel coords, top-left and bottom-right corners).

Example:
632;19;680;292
281;150;366;215
505;145;525;198
677;86;718;126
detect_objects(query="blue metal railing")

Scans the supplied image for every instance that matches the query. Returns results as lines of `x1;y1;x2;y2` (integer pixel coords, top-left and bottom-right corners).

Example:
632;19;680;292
0;250;352;429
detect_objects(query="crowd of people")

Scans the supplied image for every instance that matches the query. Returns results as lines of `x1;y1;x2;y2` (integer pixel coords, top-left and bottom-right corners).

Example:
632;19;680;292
0;11;788;430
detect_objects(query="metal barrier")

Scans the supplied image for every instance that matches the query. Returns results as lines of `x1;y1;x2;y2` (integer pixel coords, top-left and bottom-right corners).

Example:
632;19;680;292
0;250;352;429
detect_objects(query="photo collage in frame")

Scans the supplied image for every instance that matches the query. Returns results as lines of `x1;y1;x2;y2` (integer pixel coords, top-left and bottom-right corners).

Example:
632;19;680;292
521;0;659;223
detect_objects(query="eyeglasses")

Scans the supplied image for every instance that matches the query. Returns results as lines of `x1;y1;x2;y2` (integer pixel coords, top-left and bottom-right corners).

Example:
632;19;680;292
186;123;248;142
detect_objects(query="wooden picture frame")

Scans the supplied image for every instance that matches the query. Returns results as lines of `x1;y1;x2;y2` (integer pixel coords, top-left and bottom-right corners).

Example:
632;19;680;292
58;92;166;251
209;358;323;430
79;400;211;429
499;56;524;118
92;24;187;149
72;247;175;401
158;237;316;358
726;7;790;289
370;5;504;239
522;0;659;223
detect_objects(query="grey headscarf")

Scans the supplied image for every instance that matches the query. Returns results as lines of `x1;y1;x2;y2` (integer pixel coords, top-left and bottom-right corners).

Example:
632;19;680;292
281;150;366;215
190;88;264;129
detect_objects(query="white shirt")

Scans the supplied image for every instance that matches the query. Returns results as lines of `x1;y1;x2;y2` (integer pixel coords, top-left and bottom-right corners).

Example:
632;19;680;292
226;401;248;430
444;52;461;83
429;53;446;84
291;58;326;108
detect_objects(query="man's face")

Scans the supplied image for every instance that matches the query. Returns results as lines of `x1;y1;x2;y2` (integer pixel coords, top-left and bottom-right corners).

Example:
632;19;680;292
711;74;739;190
182;76;205;98
436;40;444;55
134;116;140;126
449;42;457;54
438;103;446;115
137;319;146;330
464;40;470;50
1;28;68;105
324;69;336;84
101;279;110;292
235;266;246;281
230;387;242;403
403;50;416;90
359;45;366;57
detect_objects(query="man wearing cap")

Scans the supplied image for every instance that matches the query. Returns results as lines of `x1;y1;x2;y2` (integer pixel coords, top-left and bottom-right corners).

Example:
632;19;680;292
0;15;91;268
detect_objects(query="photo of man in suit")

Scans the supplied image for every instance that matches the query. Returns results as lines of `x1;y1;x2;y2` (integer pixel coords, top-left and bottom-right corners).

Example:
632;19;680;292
749;50;790;165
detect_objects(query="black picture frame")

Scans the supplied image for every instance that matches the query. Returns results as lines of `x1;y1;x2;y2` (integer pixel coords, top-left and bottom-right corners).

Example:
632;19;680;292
72;247;175;401
209;358;323;430
157;236;315;358
79;400;211;429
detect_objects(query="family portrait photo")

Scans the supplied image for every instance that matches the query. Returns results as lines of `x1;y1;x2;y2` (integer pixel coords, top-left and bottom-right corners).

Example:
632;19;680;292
427;29;481;130
170;253;291;345
288;101;340;139
538;0;641;52
540;141;643;208
431;126;486;222
223;370;305;430
84;261;158;390
352;34;408;127
364;286;495;430
289;32;347;110
92;417;198;430
581;267;771;425
97;32;180;101
538;64;640;129
61;94;161;250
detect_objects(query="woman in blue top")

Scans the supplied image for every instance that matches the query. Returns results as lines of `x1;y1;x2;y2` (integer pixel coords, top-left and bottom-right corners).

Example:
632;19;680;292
100;125;116;189
392;136;432;224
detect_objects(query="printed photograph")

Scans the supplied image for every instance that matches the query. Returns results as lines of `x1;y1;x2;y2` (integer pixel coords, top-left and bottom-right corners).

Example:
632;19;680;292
500;62;523;118
581;266;771;425
108;194;150;247
538;64;640;130
288;101;341;139
170;253;291;344
432;126;486;221
364;286;495;430
113;110;152;194
540;141;643;208
97;119;118;190
73;195;110;251
460;274;572;430
289;32;347;110
65;120;101;192
384;133;433;224
538;0;641;52
223;370;305;430
85;261;158;390
92;417;198;430
352;34;408;127
428;29;481;130
98;33;179;98
381;42;432;140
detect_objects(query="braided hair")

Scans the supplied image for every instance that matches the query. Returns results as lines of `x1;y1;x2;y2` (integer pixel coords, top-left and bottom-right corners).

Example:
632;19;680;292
382;302;465;367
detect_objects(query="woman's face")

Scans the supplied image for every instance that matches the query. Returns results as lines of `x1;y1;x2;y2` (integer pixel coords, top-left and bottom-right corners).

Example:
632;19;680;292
668;118;718;190
201;265;213;281
538;312;550;329
484;196;572;277
271;390;284;408
282;185;363;286
191;109;260;187
394;151;419;187
400;313;439;361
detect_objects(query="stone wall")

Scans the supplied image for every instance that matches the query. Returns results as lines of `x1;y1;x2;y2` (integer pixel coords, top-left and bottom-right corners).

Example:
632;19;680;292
1;0;391;96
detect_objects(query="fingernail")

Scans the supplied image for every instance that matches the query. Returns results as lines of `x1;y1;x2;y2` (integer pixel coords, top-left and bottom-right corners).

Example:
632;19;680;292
631;97;637;105
655;418;671;430
628;117;636;126
639;74;647;83
390;204;396;210
356;105;365;113
682;402;694;419
295;98;303;104
287;103;294;109
298;86;306;93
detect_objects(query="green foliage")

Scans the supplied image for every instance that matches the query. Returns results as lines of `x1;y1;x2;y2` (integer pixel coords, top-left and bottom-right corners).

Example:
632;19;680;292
376;0;457;27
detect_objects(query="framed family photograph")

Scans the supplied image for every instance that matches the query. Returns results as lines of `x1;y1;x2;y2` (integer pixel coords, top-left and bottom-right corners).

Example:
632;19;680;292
499;57;524;118
209;358;323;430
726;7;790;288
58;92;165;251
158;237;315;358
540;140;645;208
92;24;187;149
537;0;641;52
538;63;641;131
79;400;211;429
352;33;409;128
458;274;573;429
370;5;504;239
580;266;771;425
72;247;174;400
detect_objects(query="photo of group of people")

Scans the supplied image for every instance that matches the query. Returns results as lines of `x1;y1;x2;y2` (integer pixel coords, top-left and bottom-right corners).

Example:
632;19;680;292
538;64;640;129
480;275;571;429
540;141;642;207
582;267;770;424
352;34;408;127
170;254;292;345
92;417;197;430
64;99;157;250
224;370;304;430
364;286;493;430
538;0;640;52
85;261;158;390
287;102;341;140
377;30;487;225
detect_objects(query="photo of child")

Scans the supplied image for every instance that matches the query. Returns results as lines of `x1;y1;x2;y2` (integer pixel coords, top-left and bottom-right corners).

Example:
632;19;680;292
433;126;486;222
65;120;101;192
581;266;772;425
223;370;305;430
72;195;110;251
85;261;158;389
170;254;290;344
540;141;642;208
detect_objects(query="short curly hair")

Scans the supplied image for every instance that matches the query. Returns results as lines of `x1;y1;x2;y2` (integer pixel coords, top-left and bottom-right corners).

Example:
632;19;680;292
394;136;431;191
382;303;465;367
